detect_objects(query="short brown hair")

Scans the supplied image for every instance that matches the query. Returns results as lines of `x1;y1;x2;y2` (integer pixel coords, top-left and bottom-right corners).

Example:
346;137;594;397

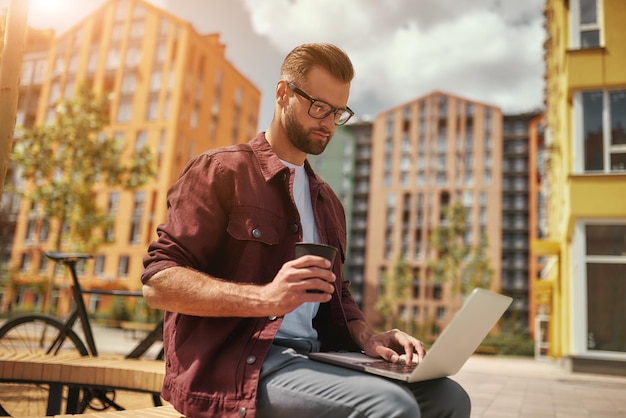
280;43;354;85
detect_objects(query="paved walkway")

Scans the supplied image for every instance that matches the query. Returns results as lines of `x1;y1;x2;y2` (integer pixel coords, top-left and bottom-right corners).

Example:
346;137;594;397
454;355;626;417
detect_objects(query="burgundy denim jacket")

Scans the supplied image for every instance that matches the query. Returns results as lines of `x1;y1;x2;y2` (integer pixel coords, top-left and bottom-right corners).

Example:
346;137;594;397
142;133;365;418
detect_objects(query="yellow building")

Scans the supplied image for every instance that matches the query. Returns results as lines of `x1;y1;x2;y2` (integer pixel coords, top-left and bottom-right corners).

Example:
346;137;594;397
363;92;503;335
539;0;626;373
4;0;260;316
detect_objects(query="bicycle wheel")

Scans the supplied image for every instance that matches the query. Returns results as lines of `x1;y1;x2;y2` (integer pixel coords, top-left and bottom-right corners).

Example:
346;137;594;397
0;314;89;417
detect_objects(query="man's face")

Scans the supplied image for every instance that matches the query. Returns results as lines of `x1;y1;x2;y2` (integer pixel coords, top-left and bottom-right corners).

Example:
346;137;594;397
284;67;351;156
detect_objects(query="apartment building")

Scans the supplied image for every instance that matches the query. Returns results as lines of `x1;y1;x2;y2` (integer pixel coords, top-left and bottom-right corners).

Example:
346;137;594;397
501;112;543;334
3;0;260;315
0;21;54;309
308;120;374;305
363;92;503;332
538;0;626;373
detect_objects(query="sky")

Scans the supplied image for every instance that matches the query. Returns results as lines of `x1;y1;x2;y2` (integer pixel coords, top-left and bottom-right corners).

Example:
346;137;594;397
2;0;546;128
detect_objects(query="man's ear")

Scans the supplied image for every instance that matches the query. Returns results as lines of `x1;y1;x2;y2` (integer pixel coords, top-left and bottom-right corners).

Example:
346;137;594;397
276;80;289;105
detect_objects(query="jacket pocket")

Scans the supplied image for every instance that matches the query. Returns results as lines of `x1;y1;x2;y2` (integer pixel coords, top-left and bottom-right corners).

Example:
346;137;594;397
227;206;281;246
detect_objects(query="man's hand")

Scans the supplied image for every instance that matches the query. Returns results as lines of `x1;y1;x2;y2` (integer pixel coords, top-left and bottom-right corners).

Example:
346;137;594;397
260;255;336;316
348;321;426;365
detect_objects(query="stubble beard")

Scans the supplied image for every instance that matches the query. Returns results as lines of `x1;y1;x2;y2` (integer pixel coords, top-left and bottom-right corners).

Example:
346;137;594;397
285;107;332;156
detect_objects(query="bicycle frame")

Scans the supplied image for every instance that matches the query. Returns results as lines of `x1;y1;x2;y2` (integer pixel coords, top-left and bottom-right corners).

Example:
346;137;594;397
45;252;163;359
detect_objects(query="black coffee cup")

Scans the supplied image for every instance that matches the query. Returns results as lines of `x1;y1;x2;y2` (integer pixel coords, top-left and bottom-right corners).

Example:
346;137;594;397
295;242;337;264
295;243;337;293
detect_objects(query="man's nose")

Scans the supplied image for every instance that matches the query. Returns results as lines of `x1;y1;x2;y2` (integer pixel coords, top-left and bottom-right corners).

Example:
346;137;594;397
320;112;335;130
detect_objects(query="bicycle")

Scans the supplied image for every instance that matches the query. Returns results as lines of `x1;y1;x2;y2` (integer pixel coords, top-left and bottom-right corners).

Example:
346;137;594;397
0;252;165;417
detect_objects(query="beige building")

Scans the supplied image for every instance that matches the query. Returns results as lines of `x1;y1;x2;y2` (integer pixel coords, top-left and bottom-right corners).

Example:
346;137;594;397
4;0;260;316
363;92;503;334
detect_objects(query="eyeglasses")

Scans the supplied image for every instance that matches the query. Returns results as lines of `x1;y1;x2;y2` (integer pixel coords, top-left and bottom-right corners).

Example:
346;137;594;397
288;82;354;126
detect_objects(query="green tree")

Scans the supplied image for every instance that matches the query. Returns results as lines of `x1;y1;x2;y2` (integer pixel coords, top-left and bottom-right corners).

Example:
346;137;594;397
462;231;494;294
374;254;412;331
428;201;493;296
11;85;155;312
12;85;155;252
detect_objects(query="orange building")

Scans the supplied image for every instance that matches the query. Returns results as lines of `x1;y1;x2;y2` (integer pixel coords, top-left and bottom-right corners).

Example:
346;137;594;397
4;0;260;317
363;92;503;333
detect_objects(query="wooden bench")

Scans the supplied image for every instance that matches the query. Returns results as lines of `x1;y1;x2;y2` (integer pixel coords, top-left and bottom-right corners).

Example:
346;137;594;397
31;404;182;417
0;351;168;416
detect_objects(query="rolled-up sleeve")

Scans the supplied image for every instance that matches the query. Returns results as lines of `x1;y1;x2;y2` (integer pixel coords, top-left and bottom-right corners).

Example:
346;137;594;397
142;154;229;284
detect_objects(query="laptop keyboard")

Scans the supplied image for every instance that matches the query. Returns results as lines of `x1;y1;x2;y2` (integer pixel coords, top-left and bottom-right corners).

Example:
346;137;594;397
357;359;418;374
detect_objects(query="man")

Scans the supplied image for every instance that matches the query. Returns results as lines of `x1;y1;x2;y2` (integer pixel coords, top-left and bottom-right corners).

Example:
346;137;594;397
142;43;470;418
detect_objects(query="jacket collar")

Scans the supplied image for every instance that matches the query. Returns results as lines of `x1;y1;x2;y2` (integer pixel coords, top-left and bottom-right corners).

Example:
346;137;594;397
250;132;324;188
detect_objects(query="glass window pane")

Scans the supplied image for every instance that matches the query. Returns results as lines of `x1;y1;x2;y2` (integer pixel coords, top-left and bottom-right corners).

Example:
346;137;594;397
610;152;626;172
586;225;626;255
581;30;600;48
580;0;597;25
586;263;626;352
610;91;626;146
582;91;604;171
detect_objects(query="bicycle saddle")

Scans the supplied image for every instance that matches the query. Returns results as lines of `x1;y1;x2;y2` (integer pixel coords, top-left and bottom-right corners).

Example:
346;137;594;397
45;251;93;262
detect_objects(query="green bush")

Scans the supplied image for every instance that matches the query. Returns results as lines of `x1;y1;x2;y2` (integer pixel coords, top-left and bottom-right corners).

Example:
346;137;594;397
482;333;535;357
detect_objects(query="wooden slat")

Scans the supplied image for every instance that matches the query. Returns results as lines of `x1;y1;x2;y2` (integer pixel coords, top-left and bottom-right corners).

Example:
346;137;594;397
0;352;165;393
24;404;184;417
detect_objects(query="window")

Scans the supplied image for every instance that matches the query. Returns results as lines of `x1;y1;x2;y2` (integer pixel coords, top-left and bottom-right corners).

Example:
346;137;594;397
20;253;31;272
108;192;120;214
25;219;36;242
39;220;49;241
106;49;121;71
117;99;132;123
146;97;159;121
575;90;626;173
121;73;136;94
94;255;105;276
111;23;124;42
150;70;162;92
571;0;602;49
129;21;144;39
125;46;141;68
118;255;130;278
38;256;48;274
574;223;626;354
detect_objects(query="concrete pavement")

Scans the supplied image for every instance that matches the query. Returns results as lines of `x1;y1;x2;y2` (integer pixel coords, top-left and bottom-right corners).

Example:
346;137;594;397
453;355;626;417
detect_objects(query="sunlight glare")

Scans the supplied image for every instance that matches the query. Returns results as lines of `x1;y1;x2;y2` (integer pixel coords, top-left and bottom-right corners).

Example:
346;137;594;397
30;0;65;14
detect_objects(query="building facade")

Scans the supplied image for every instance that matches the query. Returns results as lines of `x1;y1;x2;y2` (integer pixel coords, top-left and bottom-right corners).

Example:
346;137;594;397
3;0;260;316
0;19;54;310
539;0;626;373
501;112;543;334
363;92;503;334
308;120;374;306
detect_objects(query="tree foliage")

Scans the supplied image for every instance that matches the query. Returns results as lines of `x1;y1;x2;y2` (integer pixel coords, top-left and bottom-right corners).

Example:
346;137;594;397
428;201;493;296
11;85;155;252
374;254;412;331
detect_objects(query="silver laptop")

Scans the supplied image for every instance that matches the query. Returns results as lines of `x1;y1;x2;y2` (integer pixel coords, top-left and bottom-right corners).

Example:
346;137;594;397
308;288;512;382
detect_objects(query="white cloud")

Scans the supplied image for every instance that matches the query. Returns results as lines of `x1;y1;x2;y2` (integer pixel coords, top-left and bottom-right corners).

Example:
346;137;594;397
242;0;546;117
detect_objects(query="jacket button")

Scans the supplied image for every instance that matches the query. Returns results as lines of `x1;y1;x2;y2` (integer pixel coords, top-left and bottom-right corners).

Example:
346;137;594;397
252;228;261;238
291;223;299;233
239;407;247;417
268;316;277;321
246;355;256;364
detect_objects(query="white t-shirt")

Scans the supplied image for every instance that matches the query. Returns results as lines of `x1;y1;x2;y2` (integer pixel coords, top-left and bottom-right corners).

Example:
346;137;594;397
275;160;320;341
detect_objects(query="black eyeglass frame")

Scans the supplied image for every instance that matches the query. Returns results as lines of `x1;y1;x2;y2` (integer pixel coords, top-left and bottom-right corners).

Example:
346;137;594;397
287;82;354;126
